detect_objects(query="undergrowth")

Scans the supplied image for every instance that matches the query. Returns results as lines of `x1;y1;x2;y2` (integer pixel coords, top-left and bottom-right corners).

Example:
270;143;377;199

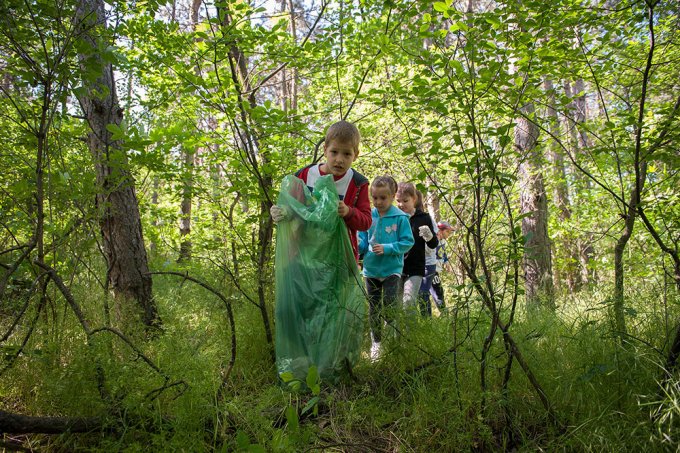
1;268;679;452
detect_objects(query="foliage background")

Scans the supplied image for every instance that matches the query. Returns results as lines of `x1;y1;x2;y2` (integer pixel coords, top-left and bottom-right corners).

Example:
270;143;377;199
0;0;678;450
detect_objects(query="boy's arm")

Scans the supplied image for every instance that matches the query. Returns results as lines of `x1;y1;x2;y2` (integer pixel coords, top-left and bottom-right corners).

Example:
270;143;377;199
272;171;307;221
383;217;415;255
342;183;372;232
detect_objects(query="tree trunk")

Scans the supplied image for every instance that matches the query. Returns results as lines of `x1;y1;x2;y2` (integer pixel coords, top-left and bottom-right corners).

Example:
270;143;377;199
286;0;298;114
564;79;595;287
425;188;440;224
517;103;554;310
176;0;204;263
220;5;275;357
544;78;578;291
178;148;193;262
75;0;159;328
613;161;647;337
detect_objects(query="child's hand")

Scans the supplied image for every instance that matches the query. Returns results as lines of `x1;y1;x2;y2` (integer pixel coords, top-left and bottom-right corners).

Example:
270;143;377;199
338;201;350;217
372;244;384;255
418;225;433;241
270;205;289;223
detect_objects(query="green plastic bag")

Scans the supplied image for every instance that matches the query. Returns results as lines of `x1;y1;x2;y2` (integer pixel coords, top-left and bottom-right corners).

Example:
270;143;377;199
274;175;366;383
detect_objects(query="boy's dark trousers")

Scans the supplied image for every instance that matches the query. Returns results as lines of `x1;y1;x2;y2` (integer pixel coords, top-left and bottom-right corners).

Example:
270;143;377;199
419;264;445;316
365;275;400;342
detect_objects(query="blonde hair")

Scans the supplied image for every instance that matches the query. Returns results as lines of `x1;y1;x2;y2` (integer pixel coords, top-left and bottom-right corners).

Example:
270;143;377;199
397;182;424;211
371;175;398;195
325;120;361;155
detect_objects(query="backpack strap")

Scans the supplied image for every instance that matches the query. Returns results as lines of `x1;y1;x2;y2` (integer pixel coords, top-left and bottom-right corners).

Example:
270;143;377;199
294;163;315;178
350;170;368;207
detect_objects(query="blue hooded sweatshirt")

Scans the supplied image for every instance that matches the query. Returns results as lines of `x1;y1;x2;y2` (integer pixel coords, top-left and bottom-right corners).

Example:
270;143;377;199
358;205;414;278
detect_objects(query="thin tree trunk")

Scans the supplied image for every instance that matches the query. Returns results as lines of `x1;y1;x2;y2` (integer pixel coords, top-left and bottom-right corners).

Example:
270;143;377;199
572;79;596;285
279;0;289;112
75;0;159;328
425;188;440;224
564;79;595;287
177;148;193;262
545;80;571;223
517;102;554;310
220;5;275;358
287;0;298;113
544;78;578;291
613;163;647;337
614;2;658;337
177;0;204;263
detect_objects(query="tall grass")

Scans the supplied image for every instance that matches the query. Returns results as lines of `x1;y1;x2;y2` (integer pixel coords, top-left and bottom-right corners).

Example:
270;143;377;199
1;266;678;451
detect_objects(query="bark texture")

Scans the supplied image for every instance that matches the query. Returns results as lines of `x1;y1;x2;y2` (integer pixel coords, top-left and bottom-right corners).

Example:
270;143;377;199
544;78;580;291
75;0;158;327
516;103;554;309
564;79;595;287
177;0;203;263
0;410;102;434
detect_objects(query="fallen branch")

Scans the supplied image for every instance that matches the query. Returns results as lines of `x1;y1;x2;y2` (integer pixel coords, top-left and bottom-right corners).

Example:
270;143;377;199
0;410;103;434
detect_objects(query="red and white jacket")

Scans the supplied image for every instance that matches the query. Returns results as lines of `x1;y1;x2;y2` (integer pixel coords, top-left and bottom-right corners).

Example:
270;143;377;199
295;163;371;261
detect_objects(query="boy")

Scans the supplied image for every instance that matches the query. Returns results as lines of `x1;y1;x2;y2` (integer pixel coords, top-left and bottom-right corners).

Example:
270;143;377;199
270;120;371;260
270;120;371;382
428;221;454;313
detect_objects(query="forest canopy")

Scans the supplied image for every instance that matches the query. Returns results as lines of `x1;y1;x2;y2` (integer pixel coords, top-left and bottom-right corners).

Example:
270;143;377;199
0;0;678;450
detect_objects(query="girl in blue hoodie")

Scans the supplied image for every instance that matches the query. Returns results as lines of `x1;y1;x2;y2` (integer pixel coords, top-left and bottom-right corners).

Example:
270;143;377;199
358;176;414;360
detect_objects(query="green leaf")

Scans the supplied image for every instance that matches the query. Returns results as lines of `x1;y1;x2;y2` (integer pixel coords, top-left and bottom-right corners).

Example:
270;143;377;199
106;123;126;140
433;2;449;12
285;405;299;432
306;365;320;395
301;396;320;415
484;16;501;28
236;431;251;449
279;371;295;383
402;145;417;156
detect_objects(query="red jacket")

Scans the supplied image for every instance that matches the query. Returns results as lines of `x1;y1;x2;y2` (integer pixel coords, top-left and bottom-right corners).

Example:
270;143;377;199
295;164;371;261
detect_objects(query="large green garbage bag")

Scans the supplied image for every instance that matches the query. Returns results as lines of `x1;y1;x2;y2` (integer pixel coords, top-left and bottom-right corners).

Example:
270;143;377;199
274;174;366;383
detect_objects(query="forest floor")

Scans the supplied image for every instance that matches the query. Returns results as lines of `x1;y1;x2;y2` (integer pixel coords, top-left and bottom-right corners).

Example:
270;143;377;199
1;279;679;451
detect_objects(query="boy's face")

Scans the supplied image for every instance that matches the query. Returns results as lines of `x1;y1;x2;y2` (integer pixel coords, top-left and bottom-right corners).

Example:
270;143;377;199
323;139;357;176
371;185;394;215
438;228;452;240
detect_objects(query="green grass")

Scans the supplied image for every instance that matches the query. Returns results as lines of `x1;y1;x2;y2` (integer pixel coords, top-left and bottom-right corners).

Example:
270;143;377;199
1;270;679;451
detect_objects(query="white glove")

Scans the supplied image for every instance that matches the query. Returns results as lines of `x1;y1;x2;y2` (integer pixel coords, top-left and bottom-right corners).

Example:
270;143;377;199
270;205;289;223
418;225;433;241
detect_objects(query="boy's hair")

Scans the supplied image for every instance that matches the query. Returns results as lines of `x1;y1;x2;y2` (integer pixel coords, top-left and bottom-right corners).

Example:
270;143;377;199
325;120;361;155
371;175;398;195
437;221;453;231
397;182;424;211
